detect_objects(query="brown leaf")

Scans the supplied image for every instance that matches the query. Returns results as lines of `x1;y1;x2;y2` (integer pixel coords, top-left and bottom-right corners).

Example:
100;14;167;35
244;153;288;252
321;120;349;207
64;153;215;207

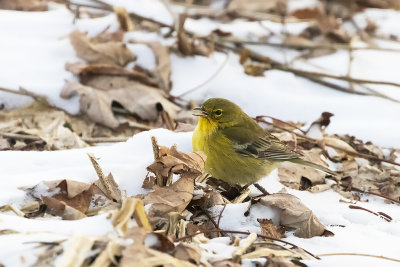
112;197;152;234
173;243;201;265
120;227;196;267
143;176;194;226
51;180;94;213
0;102;87;150
192;187;225;209
228;0;286;14
278;148;327;190
114;7;135;32
177;15;214;57
119;227;149;265
148;42;172;92
42;197;87;220
177;15;193;56
259;193;329;238
266;256;298;267
89;29;124;43
244;64;267;77
0;0;47;11
147;144;206;181
65;62;157;87
210;259;241;267
290;6;322;19
61;81;180;128
69;30;136;66
257;219;285;239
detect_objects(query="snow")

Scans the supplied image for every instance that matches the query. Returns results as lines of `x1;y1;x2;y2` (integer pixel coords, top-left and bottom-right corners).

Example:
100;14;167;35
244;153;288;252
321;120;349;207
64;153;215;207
1;1;400;266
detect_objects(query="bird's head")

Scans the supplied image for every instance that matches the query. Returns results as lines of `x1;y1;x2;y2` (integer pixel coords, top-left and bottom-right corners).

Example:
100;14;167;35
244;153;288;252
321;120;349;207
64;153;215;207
193;98;244;126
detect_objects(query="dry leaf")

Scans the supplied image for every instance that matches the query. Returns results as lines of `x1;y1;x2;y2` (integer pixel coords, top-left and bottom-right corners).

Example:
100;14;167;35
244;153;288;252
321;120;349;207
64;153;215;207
69;30;136;66
0;102;87;150
259;193;329;238
210;260;241;267
177;15;214;57
265;256;299;267
120;228;196;267
90;29;124;43
24;179;97;220
143;176;194;226
112;197;152;234
61;81;180;128
228;0;285;14
278;148;327;190
88;153;123;203
148;42;171;92
244;64;267;77
0;0;47;11
257;219;285;239
147;144;206;180
57;235;95;267
114;6;135;31
173;243;201;265
120;227;149;265
65;62;157;87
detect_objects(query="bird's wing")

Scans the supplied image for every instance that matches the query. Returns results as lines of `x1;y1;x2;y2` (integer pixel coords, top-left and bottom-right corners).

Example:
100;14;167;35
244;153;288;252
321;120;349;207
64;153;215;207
221;126;302;161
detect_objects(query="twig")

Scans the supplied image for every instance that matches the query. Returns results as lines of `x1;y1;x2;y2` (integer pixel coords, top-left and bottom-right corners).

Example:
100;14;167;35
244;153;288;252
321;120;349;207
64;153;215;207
217;37;400;52
200;207;224;237
0;132;40;141
217;204;226;230
83;137;129;143
351;187;400;206
174;229;320;260
278;66;400;88
254;183;270;195
176;52;230;98
256;115;306;134
0;132;129;144
348;205;391;222
0;87;32;97
317;253;400;263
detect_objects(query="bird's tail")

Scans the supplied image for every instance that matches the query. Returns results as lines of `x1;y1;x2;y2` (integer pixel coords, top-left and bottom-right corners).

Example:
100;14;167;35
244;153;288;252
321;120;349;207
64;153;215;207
290;158;337;176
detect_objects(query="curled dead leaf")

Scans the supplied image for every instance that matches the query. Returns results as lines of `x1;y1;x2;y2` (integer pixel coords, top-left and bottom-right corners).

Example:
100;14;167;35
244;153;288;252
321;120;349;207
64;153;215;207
69;30;136;66
61;81;180;128
259;193;330;238
257;219;285;239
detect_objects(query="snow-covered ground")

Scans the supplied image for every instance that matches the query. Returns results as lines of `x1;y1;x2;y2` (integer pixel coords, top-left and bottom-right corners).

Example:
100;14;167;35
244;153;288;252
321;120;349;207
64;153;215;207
1;1;400;266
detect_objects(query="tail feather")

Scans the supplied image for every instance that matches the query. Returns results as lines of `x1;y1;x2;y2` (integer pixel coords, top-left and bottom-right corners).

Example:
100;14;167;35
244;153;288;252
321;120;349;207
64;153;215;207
290;158;337;176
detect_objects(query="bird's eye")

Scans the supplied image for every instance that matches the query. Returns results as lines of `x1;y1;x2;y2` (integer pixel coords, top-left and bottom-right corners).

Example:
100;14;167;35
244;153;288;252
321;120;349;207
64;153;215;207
215;109;222;116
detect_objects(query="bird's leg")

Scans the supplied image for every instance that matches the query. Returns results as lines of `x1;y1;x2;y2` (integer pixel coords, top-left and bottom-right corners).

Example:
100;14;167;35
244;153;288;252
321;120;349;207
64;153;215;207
254;183;270;195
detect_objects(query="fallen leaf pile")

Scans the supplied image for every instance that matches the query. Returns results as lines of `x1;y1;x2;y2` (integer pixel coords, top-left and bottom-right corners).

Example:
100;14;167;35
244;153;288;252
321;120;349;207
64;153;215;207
1;140;340;265
62;28;185;130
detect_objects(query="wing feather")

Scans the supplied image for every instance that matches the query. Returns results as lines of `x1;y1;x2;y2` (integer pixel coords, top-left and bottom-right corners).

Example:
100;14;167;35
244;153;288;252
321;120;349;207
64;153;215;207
222;127;302;161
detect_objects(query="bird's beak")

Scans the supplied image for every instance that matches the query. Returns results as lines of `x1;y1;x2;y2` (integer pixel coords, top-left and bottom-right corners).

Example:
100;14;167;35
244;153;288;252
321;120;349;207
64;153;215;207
192;107;208;118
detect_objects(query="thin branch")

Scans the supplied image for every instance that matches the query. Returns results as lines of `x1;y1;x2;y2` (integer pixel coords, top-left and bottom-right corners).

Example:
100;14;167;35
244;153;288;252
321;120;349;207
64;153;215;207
351;187;400;206
278;66;400;88
0;132;129;144
254;183;270;195
317;253;400;263
217;37;400;53
0;87;32;97
174;229;320;260
176;52;230;98
348;205;391;222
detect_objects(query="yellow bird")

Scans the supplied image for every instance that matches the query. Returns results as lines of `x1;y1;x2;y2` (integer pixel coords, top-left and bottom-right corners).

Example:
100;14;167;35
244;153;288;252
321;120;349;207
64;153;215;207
192;98;335;186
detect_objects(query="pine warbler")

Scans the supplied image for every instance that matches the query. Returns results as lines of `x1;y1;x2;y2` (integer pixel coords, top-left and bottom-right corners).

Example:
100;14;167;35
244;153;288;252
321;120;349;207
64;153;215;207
192;98;335;185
